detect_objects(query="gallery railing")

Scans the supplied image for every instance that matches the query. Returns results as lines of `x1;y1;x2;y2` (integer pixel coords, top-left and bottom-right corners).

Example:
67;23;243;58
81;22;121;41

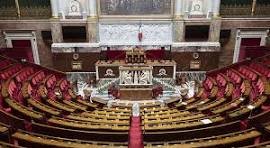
220;0;270;17
0;0;51;19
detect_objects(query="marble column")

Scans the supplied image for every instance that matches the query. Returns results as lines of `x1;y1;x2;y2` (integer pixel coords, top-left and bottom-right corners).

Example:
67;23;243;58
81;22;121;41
88;0;97;18
212;0;221;17
173;21;185;42
50;0;59;18
87;19;98;43
174;0;183;19
209;18;221;42
51;20;63;43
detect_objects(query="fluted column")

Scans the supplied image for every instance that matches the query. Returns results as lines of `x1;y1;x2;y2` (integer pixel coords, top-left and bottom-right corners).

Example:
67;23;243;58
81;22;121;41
209;18;221;42
88;0;97;18
87;0;98;43
174;0;183;19
212;0;221;17
50;0;59;18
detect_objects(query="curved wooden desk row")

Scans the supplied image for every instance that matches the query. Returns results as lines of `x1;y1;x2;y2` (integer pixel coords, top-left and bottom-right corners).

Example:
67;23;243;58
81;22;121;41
143;95;267;125
48;117;130;131
197;98;226;111
47;99;76;112
228;95;267;118
4;97;132;128
66;114;130;124
211;97;245;114
0;124;8;133
81;112;131;119
142;113;205;124
143;111;190;119
144;115;224;131
144;128;261;148
5;98;44;120
27;99;62;116
12;130;127;148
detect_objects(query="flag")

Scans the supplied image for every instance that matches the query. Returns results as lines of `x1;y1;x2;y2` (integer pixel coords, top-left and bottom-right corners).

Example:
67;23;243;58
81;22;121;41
138;25;143;42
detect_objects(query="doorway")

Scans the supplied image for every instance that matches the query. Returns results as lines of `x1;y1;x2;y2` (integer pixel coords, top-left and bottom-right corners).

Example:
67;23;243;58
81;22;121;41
238;38;261;61
233;29;269;63
4;31;40;64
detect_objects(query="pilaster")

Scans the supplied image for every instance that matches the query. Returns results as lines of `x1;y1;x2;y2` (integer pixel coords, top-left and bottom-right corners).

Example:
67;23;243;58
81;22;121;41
50;19;63;43
87;17;98;43
209;18;221;42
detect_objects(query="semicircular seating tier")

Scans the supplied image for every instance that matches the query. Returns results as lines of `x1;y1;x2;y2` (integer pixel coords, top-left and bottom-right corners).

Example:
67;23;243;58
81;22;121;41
0;54;269;148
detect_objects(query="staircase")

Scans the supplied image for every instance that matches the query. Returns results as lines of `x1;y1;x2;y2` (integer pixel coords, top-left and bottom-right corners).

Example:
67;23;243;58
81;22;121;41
128;116;144;148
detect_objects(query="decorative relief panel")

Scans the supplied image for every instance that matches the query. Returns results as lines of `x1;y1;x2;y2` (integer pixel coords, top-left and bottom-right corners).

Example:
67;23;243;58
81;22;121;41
99;23;172;46
57;0;87;18
100;0;171;15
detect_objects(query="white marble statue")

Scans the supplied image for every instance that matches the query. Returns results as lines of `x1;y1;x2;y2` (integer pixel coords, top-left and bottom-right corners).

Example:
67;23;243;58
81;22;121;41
122;70;133;85
132;103;140;117
139;70;150;84
134;71;139;84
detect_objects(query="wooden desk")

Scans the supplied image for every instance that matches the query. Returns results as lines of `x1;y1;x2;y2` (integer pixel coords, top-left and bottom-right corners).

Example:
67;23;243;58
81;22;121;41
119;88;153;100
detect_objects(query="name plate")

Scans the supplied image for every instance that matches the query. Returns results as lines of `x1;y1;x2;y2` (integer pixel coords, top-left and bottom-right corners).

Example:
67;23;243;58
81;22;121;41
190;60;201;70
72;61;82;70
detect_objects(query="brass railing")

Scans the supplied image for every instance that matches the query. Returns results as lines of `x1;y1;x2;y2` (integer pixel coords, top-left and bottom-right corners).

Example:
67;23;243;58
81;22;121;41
220;4;252;17
0;0;51;19
20;6;51;19
220;3;270;17
0;7;17;19
254;4;270;16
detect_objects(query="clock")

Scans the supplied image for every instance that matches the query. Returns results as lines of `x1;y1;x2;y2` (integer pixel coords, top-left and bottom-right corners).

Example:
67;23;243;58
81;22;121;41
193;4;201;11
71;5;78;12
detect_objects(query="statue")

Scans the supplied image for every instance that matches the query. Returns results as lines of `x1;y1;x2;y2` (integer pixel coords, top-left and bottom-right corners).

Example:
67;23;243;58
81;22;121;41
83;88;92;103
139;70;150;84
132;103;140;117
122;70;133;85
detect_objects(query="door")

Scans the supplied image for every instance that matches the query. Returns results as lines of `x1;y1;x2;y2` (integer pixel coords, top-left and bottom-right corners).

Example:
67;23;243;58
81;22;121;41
238;38;261;61
10;40;34;63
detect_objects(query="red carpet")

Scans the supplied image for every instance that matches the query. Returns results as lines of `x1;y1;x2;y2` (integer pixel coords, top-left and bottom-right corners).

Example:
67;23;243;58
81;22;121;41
128;116;144;148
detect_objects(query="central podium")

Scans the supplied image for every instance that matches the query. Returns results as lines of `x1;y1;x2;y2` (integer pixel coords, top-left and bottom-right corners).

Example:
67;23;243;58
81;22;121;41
95;47;177;100
119;48;153;100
